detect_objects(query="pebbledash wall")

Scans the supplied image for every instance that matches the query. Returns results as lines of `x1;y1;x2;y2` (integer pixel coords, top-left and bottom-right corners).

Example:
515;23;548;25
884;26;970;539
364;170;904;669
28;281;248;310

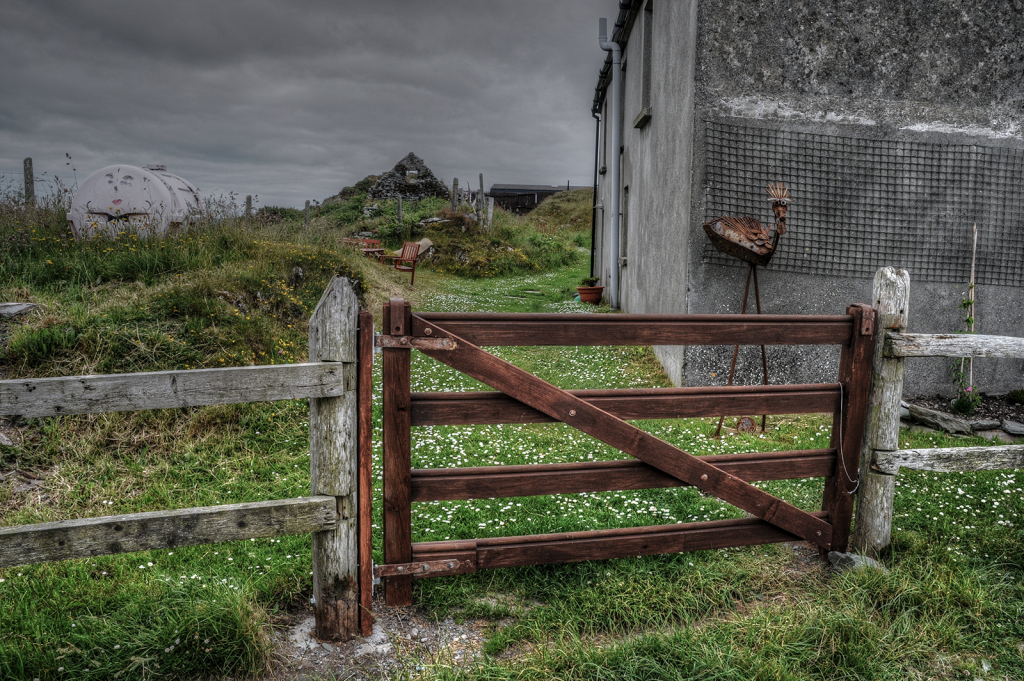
593;0;1024;397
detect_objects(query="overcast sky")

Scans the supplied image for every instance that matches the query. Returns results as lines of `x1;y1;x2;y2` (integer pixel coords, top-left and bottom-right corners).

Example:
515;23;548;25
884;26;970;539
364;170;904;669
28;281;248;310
0;1;618;208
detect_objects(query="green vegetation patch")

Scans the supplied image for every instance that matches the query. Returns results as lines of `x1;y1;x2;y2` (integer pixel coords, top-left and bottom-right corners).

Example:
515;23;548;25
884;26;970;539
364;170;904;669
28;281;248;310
1;188;1021;680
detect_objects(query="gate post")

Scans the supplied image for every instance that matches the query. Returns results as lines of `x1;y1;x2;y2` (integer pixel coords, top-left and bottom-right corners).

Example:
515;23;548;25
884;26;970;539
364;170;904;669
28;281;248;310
383;298;413;606
309;276;360;640
820;303;876;555
852;267;910;558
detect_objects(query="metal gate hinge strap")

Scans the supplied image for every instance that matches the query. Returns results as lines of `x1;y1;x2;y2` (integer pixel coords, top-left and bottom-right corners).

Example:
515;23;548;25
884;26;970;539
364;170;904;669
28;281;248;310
375;335;456;350
372;558;475;578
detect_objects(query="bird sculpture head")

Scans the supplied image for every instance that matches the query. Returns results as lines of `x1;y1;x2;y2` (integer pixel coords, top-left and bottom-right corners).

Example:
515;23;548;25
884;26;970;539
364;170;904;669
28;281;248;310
766;183;792;235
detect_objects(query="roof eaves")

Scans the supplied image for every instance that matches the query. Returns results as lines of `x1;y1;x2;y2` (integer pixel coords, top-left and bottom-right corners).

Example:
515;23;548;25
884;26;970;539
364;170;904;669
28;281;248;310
591;0;644;115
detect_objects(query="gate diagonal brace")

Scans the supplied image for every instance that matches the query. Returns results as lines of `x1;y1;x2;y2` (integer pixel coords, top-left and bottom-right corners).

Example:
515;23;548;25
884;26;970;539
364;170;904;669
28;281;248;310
412;315;834;550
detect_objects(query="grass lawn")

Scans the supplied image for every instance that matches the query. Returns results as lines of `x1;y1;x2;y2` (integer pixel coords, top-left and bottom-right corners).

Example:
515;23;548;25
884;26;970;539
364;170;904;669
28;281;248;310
0;194;1022;680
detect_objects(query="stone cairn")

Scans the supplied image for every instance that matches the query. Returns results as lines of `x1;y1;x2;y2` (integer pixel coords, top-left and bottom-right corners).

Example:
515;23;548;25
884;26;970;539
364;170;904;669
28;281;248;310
367;153;450;203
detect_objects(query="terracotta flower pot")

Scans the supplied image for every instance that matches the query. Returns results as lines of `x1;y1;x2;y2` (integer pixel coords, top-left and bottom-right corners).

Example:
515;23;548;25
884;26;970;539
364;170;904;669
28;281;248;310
577;286;604;304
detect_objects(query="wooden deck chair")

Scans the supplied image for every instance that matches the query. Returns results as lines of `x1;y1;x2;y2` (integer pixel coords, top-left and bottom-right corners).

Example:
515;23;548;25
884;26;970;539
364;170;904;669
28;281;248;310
393;241;420;285
359;239;382;259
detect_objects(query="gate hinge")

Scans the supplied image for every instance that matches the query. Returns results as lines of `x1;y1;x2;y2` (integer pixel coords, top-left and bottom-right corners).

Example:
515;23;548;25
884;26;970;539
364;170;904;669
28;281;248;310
375;335;456;350
372;558;475;579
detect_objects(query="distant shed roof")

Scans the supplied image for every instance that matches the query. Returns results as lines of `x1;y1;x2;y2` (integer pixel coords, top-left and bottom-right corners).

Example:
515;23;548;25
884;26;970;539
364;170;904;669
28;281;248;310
488;184;589;194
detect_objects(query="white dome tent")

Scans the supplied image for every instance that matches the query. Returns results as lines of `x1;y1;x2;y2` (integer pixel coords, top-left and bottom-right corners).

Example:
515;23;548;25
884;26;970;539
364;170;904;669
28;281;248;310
66;164;206;240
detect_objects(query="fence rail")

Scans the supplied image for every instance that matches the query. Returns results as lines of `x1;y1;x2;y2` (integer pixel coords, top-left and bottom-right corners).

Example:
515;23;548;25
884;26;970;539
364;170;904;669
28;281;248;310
852;267;1024;557
0;362;351;418
885;332;1024;359
0;276;365;641
873;444;1024;475
0;497;337;569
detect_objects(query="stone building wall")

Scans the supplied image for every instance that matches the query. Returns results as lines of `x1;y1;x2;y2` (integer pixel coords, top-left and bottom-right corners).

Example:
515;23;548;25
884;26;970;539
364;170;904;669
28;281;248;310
595;0;1024;396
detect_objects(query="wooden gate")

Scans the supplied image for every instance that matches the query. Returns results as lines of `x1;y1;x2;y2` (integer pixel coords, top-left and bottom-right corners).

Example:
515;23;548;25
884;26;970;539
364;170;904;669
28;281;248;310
365;299;876;614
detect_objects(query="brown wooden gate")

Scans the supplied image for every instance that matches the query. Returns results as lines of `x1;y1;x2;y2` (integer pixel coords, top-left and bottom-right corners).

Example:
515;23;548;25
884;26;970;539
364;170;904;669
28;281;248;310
363;299;876;619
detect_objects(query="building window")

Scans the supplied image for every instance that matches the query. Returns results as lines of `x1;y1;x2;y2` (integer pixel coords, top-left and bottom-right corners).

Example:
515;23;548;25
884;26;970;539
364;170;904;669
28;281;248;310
634;1;653;129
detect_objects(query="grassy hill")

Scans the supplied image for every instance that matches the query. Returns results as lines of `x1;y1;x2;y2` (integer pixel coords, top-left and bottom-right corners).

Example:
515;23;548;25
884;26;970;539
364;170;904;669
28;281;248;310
5;184;1017;681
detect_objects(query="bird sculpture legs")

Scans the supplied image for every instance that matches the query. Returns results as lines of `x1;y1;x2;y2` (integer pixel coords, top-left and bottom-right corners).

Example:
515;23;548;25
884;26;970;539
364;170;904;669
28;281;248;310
713;263;770;438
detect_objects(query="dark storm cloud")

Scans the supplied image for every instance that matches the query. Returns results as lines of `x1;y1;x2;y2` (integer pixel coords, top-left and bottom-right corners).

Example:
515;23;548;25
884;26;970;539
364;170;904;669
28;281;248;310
0;0;617;207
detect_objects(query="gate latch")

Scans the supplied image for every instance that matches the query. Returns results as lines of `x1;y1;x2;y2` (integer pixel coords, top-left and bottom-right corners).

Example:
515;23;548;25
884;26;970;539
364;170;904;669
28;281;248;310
372;558;475;578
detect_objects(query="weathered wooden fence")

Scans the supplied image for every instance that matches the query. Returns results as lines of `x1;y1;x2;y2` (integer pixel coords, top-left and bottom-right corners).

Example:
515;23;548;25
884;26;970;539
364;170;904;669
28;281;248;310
372;297;877;608
0;276;372;640
852;267;1024;557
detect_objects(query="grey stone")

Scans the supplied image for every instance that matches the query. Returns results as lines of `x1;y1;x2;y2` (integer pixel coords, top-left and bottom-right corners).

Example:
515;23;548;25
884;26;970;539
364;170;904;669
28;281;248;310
907;404;972;435
0;432;14;447
0;303;38;317
368;153;450;203
1002;420;1024;436
968;419;1002;431
900;405;911;420
975;429;1021;444
827;551;889;574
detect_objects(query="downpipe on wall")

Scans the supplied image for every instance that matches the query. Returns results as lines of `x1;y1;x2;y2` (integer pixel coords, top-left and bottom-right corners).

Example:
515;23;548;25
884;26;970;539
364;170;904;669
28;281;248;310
599;17;621;310
589;111;601;279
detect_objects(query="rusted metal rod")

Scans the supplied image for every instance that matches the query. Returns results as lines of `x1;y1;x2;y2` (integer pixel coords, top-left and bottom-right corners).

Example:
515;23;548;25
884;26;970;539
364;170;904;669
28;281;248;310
713;264;771;437
714;265;753;438
752;265;769;432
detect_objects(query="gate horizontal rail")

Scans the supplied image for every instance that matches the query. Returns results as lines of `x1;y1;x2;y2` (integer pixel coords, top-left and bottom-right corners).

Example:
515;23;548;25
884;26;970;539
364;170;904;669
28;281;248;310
410;513;830;573
411;312;854;346
410;383;840;425
411;449;837;501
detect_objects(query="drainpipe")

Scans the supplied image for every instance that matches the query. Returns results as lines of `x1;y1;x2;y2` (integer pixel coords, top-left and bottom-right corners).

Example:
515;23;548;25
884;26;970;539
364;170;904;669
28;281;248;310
589;111;601;279
598;17;621;310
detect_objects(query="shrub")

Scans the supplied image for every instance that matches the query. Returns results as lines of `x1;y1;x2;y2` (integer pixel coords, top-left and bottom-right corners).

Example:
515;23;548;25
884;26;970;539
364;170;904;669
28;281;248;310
254;206;303;223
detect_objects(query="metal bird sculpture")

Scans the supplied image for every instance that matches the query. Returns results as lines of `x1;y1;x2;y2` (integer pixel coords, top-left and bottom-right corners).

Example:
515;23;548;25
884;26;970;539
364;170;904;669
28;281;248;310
703;183;793;267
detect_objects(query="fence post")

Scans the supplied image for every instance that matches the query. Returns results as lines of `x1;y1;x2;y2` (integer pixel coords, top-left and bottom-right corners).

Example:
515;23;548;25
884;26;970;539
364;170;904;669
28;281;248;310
23;158;34;206
478;173;484;223
852;267;910;558
357;310;375;636
309;276;360;640
245;195;252;225
451;178;459;209
304;199;310;226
